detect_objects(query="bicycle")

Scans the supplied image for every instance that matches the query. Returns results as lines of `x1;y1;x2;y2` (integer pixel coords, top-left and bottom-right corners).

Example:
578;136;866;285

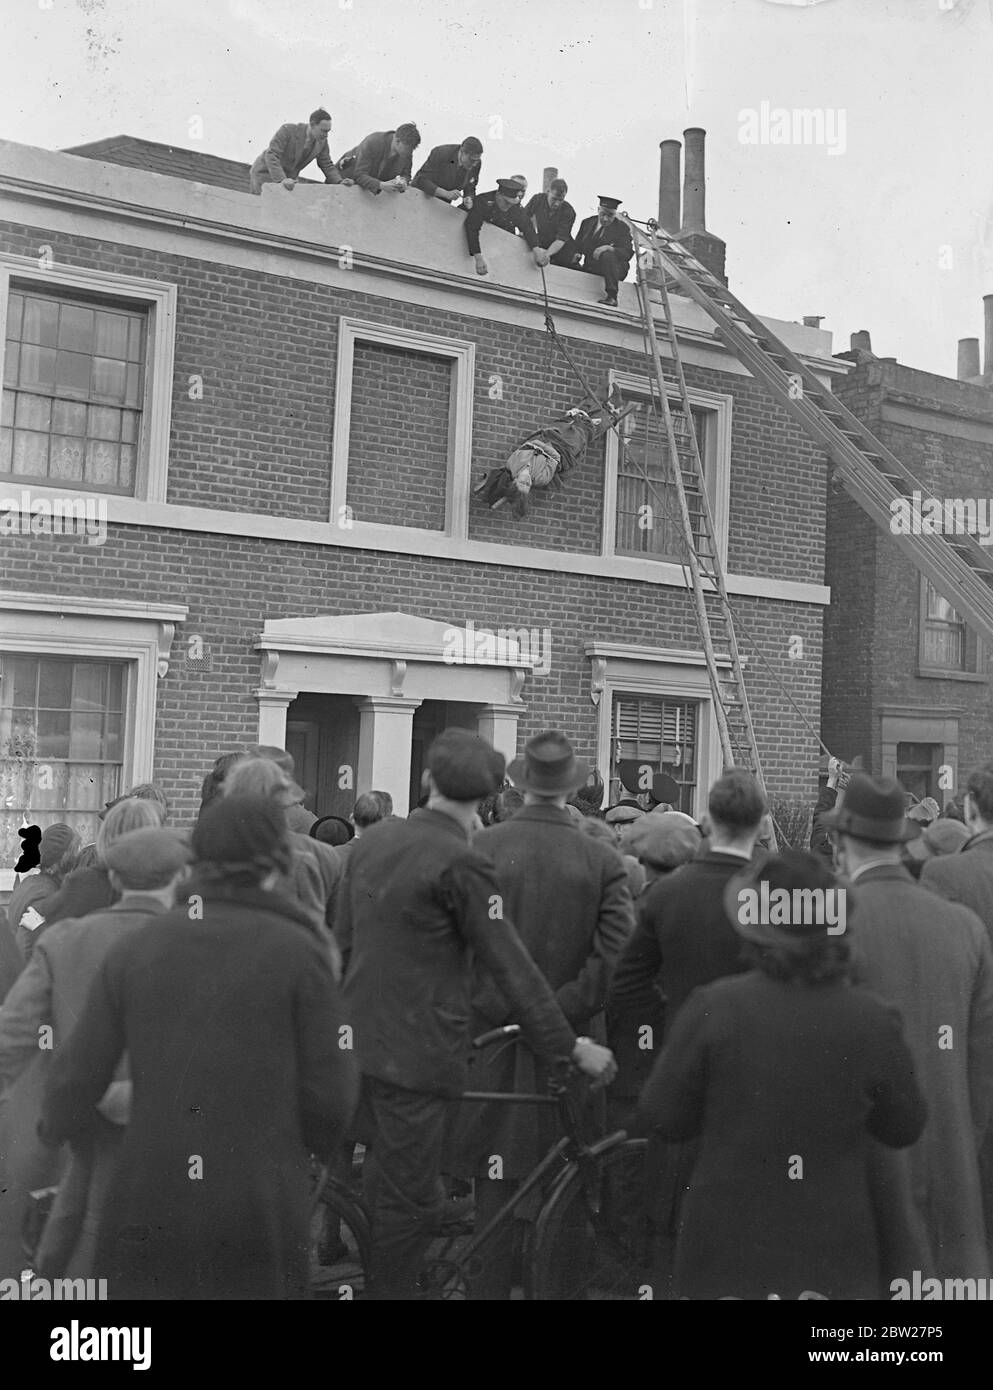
310;1024;651;1300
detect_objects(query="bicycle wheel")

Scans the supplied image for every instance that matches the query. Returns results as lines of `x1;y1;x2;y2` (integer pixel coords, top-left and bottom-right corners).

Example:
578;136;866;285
526;1138;652;1300
310;1177;372;1300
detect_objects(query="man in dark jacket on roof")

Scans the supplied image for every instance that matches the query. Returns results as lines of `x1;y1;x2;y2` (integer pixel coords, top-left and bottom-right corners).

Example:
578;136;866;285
337;123;422;194
249;109;344;194
412;136;483;206
336;729;616;1299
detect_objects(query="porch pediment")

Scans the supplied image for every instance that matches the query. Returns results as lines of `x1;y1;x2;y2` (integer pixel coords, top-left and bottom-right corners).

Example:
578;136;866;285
258;611;533;668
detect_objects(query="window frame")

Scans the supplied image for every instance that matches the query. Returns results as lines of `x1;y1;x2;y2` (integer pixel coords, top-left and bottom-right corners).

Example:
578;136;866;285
586;640;726;821
330;316;475;539
0;254;177;503
601;369;732;566
917;575;985;680
0;591;186;889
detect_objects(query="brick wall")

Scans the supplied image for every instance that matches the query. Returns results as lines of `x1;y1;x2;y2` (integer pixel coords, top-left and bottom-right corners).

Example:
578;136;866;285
830;359;993;779
0;216;830;824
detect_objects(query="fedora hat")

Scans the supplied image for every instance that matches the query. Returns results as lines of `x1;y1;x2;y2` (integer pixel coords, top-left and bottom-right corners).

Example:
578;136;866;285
508;731;589;795
821;773;917;844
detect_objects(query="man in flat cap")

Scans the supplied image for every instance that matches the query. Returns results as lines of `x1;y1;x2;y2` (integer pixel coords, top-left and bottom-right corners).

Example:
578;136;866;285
39;796;358;1299
448;731;634;1298
249;108;345;195
464;177;550;277
571;196;634;306
0;827;189;1280
336;728;616;1299
412;136;483;207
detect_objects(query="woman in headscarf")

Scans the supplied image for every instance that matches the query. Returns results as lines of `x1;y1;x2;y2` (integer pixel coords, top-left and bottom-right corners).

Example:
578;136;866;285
635;850;927;1300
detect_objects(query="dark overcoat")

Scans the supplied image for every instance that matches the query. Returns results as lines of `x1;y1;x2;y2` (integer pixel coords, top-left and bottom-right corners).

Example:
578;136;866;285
39;885;359;1300
921;829;993;947
572;214;633;272
450;803;635;1177
848;864;993;1279
638;972;927;1300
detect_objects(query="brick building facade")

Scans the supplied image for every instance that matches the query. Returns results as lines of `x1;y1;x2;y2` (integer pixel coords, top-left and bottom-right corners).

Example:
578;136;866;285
0;136;837;886
824;347;993;802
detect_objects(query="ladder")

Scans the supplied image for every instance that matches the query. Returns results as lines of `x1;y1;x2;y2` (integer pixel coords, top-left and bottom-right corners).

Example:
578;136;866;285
625;217;993;649
621;218;772;817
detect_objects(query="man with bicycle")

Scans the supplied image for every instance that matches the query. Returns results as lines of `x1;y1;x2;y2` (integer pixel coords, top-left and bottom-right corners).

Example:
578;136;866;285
336;729;616;1300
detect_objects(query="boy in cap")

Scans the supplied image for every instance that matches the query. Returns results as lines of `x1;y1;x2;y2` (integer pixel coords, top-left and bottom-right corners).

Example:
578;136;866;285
464;178;550;277
336;728;616;1299
0;827;189;1280
571;196;634;306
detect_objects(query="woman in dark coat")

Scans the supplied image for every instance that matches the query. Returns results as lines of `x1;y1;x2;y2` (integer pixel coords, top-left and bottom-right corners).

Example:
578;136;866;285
636;851;927;1301
39;795;359;1300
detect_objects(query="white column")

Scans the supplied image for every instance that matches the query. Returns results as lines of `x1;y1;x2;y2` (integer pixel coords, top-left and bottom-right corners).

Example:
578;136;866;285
477;703;522;768
354;696;422;816
255;691;296;747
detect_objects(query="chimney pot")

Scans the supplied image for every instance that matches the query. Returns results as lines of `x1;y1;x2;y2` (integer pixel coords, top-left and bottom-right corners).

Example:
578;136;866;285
682;127;706;233
542;166;557;195
658;139;681;233
850;330;872;354
958;337;981;382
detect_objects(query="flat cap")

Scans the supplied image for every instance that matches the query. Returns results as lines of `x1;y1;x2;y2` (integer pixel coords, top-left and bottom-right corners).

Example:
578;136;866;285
625;813;701;869
103;827;191;888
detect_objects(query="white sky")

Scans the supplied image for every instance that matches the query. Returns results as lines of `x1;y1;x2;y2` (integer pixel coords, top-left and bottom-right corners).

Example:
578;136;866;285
3;0;993;376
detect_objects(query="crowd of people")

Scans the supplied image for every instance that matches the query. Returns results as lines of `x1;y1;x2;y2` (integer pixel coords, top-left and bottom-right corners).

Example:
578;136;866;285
249;109;635;306
2;730;993;1300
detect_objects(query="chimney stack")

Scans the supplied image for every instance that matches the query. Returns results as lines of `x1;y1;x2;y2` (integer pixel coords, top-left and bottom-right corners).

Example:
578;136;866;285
682;127;706;233
803;316;825;329
984;294;993;379
658;140;681;233
851;330;872;354
542;166;558;194
958;338;981;382
673;128;727;285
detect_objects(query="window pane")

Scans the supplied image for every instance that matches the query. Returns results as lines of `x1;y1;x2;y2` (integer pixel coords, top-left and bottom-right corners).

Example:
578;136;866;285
105;712;123;759
14;392;52;431
52;398;87;435
3;341;18;387
22;297;59;347
6;293;23;338
91;356;127;401
49;435;85;480
127;317;144;363
70;711;104;760
94;311;129;359
72;662;105;711
19;344;57;390
125;362;143;406
0;427;11;471
55;350;93;395
10;658;38;707
37;708;71;759
107;664;124;710
120;410;137;444
12;430;49;475
40;658;74;710
58;304;95;352
1;390;13;427
88;404;120;440
119;443;136;489
85;438;119;486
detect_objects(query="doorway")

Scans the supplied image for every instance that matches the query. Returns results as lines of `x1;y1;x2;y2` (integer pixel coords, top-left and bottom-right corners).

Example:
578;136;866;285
409;700;482;809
